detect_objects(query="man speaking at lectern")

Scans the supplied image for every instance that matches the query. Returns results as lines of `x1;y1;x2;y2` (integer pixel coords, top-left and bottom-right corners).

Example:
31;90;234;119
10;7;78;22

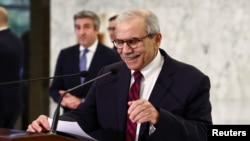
27;8;212;141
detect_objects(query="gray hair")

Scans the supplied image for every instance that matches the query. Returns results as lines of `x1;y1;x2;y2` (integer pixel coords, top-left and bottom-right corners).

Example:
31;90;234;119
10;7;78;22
73;10;101;29
116;8;160;37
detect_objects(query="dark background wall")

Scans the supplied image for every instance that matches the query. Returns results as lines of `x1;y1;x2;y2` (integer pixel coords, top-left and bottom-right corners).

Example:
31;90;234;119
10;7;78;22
26;0;50;129
0;0;50;130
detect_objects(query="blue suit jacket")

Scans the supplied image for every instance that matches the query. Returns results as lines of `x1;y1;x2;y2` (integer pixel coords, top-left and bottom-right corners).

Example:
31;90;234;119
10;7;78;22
50;42;121;112
61;49;212;141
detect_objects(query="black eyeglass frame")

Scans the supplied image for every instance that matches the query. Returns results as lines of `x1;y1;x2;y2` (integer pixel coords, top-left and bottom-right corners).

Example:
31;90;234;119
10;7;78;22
113;34;150;49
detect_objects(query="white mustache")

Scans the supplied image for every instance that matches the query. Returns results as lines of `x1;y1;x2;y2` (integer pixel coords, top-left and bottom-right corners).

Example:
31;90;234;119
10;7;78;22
122;52;141;58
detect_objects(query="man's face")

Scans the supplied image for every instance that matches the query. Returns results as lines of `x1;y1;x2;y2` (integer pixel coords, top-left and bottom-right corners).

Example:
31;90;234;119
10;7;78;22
116;18;161;71
108;19;116;42
74;17;99;47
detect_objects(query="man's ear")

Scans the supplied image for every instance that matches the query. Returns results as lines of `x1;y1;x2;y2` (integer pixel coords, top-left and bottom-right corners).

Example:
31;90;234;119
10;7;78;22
95;27;100;32
154;33;162;46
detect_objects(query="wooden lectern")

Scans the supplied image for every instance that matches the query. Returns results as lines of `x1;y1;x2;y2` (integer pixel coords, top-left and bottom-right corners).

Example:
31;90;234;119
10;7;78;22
0;128;81;141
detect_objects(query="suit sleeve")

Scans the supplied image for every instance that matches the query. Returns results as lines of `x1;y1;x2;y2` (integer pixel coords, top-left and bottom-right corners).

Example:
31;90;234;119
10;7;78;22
50;51;65;103
148;75;212;141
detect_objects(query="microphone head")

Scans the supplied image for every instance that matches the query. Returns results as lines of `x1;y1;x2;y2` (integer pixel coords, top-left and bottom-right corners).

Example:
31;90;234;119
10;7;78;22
79;71;89;77
110;68;118;75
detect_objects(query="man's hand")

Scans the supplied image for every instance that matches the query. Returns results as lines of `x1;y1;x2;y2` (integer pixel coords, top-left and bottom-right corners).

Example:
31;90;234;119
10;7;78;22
59;90;82;109
27;115;50;133
127;99;159;125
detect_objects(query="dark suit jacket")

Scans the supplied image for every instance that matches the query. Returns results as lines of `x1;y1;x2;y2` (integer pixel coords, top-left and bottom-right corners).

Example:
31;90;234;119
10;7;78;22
50;42;121;112
0;29;24;128
61;49;212;141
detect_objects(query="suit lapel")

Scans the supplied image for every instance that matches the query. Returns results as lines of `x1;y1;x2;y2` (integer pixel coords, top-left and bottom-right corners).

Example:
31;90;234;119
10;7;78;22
149;49;175;107
116;66;131;132
72;45;82;83
87;42;104;73
139;50;175;140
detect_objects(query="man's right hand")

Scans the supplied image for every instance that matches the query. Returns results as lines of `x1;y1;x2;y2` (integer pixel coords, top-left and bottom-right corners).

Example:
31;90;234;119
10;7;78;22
27;115;51;133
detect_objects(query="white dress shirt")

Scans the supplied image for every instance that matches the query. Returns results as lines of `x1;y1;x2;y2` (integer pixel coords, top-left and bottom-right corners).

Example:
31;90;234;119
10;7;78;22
79;39;98;70
79;40;98;102
130;50;164;141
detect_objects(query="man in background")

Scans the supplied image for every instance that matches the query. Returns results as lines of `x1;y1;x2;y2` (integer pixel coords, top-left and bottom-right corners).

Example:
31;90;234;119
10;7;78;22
50;10;121;113
0;6;24;128
107;14;118;51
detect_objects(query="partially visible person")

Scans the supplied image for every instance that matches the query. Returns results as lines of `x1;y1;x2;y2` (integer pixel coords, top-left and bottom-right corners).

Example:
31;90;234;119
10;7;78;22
49;10;121;113
27;8;212;141
0;6;24;128
107;14;118;51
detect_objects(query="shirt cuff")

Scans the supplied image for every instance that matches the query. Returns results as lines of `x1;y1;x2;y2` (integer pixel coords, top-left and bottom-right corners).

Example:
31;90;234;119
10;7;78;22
149;124;156;135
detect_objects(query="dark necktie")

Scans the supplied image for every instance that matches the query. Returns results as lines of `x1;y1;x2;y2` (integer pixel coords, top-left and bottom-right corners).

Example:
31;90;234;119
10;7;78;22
79;49;89;83
126;71;143;141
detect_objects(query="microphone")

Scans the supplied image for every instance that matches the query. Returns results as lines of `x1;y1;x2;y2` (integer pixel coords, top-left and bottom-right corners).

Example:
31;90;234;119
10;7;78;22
49;68;118;134
0;71;89;86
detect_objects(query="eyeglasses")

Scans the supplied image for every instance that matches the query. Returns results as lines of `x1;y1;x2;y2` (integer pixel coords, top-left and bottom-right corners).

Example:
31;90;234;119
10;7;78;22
113;34;149;49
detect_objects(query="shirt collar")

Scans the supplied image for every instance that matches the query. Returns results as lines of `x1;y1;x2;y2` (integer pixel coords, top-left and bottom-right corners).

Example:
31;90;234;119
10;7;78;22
131;50;164;78
0;26;8;31
79;39;98;53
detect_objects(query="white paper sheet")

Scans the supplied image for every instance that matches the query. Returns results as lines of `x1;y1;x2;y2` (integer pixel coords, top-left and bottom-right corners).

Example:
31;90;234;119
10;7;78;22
48;118;98;141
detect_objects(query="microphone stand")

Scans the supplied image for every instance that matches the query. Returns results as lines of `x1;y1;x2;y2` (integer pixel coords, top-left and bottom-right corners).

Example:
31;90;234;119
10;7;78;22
0;71;88;86
49;70;116;134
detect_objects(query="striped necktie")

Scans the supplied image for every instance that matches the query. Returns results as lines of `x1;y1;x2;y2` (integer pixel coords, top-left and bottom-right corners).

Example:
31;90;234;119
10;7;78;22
126;71;143;141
